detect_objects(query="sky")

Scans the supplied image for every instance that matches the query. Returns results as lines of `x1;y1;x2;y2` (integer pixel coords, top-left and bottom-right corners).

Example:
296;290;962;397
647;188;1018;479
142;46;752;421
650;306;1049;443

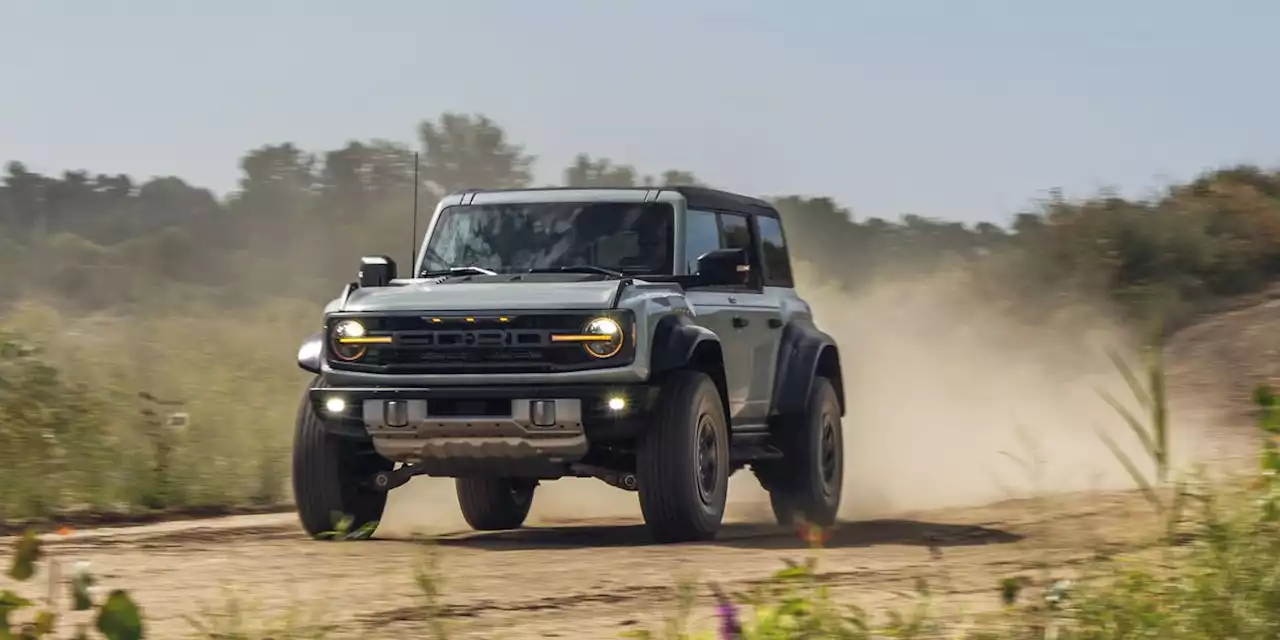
2;1;1278;225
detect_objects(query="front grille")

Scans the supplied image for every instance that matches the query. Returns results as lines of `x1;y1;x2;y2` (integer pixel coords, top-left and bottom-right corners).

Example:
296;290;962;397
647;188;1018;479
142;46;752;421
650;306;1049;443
326;311;634;375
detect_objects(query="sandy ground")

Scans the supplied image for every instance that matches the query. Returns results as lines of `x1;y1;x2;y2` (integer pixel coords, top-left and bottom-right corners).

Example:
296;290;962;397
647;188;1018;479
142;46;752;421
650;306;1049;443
14;484;1183;639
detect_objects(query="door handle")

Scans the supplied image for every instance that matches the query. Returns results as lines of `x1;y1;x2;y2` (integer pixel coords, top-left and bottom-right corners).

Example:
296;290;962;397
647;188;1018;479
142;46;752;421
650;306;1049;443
768;317;783;329
732;316;749;328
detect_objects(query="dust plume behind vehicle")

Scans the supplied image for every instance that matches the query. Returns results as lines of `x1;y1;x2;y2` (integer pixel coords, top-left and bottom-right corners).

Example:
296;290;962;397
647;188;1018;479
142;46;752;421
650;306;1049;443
373;256;1241;539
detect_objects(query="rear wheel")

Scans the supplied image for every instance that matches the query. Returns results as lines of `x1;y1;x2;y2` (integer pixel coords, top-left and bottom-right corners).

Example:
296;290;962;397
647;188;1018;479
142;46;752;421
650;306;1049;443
636;369;730;543
456;477;537;531
292;378;393;538
755;375;844;527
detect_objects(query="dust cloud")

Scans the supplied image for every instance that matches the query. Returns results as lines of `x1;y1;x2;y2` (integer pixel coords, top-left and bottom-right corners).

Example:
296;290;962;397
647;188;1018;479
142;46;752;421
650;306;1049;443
378;264;1239;537
798;265;1239;520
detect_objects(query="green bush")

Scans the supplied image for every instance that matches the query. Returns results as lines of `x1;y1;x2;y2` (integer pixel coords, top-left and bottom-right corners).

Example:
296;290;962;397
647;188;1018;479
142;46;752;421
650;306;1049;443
0;297;316;522
0;333;112;520
1;529;143;639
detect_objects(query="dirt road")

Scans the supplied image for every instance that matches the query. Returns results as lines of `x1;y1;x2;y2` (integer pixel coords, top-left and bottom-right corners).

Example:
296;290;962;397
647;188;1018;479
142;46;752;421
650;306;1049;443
14;480;1186;640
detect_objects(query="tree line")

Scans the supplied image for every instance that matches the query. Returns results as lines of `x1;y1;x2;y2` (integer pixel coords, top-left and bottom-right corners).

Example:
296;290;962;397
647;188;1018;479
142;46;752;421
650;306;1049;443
2;111;1279;329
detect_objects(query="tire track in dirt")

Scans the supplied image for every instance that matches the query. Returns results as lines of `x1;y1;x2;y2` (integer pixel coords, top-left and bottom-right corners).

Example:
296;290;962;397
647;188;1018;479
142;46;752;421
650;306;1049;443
4;488;1172;639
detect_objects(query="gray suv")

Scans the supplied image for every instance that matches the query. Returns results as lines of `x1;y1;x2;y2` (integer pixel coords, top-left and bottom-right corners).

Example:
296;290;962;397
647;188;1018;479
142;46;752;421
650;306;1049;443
293;186;845;543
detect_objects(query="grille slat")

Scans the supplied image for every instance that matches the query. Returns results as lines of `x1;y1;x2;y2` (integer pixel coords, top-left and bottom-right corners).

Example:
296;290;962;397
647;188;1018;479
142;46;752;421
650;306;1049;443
326;312;633;375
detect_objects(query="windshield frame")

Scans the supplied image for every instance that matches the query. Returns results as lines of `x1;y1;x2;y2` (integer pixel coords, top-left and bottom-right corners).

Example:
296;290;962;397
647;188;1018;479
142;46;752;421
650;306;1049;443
413;200;676;278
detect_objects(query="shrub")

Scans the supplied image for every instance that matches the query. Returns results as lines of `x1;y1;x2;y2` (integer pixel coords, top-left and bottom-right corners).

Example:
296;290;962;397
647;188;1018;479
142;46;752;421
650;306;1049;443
1;529;143;639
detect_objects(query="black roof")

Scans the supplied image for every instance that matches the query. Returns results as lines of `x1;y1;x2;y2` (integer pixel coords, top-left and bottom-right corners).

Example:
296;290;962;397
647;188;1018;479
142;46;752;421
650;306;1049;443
457;185;779;217
665;186;777;217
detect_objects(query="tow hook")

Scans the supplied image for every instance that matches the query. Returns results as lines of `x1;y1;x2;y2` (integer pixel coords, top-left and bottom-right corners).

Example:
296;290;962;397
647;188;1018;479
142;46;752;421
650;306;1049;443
370;464;426;491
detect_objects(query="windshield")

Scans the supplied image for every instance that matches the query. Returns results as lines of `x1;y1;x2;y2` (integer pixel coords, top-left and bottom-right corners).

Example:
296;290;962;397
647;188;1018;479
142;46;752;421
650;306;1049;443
418;201;674;276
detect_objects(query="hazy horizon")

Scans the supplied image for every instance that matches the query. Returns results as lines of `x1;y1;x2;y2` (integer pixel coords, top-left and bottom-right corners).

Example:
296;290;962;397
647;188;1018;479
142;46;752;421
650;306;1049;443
3;1;1278;225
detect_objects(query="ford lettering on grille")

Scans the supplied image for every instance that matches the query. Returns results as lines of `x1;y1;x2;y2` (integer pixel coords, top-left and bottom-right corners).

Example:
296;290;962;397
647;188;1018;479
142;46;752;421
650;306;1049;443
327;313;630;374
397;329;545;348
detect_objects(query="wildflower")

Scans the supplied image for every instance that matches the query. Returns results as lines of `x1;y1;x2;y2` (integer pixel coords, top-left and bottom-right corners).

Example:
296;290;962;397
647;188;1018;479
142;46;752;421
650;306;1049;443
796;520;830;548
709;583;741;640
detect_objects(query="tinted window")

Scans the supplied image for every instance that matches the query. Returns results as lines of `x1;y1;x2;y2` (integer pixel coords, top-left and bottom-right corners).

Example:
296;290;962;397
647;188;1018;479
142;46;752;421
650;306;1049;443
421;201;673;275
684;209;722;274
757;216;793;286
719;213;752;250
719;213;756;287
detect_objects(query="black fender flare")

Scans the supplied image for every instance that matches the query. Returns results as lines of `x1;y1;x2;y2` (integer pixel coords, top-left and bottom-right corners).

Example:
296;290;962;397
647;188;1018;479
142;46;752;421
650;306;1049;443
649;313;722;374
297;330;324;375
649;312;731;420
770;320;845;417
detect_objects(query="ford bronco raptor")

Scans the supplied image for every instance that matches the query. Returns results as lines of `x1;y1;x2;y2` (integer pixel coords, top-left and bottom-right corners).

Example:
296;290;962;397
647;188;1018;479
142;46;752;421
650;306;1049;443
292;186;845;543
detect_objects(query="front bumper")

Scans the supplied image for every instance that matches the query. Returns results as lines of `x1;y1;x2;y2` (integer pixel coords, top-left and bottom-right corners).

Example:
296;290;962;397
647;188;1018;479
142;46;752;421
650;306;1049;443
310;385;656;477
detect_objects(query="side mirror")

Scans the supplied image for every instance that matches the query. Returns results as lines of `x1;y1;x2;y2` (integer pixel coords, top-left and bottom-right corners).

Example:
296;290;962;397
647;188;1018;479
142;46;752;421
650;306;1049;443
358;255;397;288
695;248;750;287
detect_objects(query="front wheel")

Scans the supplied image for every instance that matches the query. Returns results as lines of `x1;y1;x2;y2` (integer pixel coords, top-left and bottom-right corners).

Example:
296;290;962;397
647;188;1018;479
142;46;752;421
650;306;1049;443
292;379;393;538
636;369;730;543
456;477;537;531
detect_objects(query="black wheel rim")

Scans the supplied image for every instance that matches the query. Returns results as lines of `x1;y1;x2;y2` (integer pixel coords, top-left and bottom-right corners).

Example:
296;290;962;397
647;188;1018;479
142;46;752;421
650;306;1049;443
819;414;840;497
696;413;720;505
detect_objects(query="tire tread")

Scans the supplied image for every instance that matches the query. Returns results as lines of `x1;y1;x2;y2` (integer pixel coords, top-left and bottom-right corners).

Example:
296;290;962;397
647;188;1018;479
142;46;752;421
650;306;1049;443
456;478;534;531
637;369;727;543
291;378;389;538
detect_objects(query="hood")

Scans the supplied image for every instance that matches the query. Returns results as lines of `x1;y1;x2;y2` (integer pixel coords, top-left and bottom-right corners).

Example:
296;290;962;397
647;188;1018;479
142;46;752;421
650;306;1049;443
339;279;625;312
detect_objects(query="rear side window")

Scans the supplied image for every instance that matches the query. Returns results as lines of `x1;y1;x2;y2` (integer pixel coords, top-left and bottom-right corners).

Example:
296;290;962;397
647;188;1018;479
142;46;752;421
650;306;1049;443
719;213;752;251
757;216;794;287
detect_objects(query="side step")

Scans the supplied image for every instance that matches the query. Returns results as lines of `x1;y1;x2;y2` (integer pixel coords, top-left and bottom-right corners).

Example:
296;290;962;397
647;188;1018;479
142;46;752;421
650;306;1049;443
730;443;784;464
730;431;783;464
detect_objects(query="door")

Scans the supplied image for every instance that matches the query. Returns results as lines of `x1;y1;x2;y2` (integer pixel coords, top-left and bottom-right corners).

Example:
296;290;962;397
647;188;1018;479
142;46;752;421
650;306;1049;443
683;209;753;422
686;207;773;424
747;215;794;418
715;212;781;426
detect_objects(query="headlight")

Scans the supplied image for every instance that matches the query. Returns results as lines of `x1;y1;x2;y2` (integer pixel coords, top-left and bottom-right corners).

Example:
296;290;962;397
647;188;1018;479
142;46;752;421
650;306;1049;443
582;317;623;358
330;319;370;361
552;316;624;359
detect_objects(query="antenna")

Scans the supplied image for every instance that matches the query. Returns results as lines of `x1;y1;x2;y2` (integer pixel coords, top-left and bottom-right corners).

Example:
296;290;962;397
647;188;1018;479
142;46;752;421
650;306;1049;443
411;151;420;276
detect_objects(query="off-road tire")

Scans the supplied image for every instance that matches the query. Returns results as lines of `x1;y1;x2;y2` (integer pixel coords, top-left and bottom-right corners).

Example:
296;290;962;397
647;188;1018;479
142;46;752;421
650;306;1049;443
292;378;393;538
456;478;537;531
755;375;844;527
767;490;799;527
636;369;730;543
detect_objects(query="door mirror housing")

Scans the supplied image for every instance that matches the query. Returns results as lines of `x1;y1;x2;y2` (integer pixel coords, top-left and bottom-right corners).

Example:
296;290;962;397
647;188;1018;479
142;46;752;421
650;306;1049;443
358;255;397;288
694;248;750;287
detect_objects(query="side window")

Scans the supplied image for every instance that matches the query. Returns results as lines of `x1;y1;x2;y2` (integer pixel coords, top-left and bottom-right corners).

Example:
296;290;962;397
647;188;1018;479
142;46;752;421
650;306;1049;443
718;212;756;289
684;209;722;274
718;213;752;251
757;216;794;287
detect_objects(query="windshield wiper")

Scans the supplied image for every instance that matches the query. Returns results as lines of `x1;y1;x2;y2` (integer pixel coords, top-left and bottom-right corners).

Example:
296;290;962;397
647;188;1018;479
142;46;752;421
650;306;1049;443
526;265;624;278
419;266;498;277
